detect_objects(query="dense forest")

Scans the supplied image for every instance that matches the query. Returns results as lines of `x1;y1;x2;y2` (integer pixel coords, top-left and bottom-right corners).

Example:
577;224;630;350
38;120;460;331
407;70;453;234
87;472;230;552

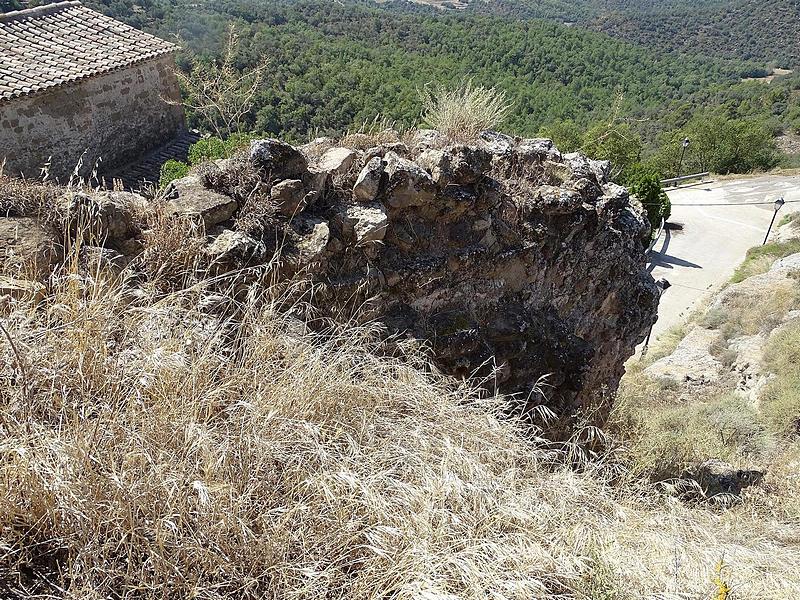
482;0;800;67
6;0;800;176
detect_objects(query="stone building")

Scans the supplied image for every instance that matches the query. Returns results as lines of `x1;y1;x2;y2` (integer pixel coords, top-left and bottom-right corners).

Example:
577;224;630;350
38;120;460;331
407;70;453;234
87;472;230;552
0;1;185;182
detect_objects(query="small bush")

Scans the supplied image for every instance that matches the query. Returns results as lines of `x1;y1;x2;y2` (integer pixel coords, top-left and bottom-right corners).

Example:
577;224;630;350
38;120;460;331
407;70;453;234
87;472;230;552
159;159;190;188
188;137;227;166
420;81;512;142
627;164;670;229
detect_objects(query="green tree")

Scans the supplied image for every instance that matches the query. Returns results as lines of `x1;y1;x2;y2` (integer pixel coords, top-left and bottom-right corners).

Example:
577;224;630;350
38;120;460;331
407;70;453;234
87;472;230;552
627;164;670;229
581;122;643;181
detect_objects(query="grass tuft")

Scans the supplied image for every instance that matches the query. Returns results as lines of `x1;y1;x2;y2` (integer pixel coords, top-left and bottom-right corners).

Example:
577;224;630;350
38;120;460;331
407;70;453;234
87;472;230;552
420;81;512;142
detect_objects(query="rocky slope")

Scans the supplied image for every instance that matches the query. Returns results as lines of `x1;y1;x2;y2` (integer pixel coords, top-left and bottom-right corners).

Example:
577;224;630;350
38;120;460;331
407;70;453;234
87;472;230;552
0;129;659;430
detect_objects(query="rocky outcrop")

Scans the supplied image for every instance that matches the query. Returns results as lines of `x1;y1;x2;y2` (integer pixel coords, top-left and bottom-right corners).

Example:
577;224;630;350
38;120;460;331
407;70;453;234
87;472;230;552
20;131;659;432
194;133;658;429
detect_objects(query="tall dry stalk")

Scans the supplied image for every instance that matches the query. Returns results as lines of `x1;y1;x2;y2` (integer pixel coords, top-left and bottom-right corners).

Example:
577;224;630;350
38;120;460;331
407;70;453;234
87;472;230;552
175;25;269;138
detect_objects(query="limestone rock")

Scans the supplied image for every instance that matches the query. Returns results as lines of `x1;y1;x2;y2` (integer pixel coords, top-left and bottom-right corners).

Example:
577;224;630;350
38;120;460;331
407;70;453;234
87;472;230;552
517;138;562;163
64;190;145;247
343;203;389;244
292;217;330;263
249;139;308;181
206;230;266;267
535;185;584;215
0;217;61;278
383;151;436;209
564;153;610;185
202;130;658;432
299;137;335;160
353;157;385;203
645;326;723;385
271;179;307;217
409;129;444;153
416;145;491;186
165;175;239;229
478;130;516;158
317;147;357;177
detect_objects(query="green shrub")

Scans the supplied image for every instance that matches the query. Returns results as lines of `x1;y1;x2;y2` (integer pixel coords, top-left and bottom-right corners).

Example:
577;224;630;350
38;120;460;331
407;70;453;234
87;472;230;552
188;137;227;166
627;164;670;229
187;134;256;167
159;160;190;188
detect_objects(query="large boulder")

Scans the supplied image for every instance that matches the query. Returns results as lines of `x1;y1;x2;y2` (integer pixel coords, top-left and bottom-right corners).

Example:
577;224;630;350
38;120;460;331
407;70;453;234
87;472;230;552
342;203;389;245
165;175;239;229
205;230;266;269
201;130;658;433
353;157;386;203
317;147;357;177
271;179;307;217
0;217;61;278
416;145;491;186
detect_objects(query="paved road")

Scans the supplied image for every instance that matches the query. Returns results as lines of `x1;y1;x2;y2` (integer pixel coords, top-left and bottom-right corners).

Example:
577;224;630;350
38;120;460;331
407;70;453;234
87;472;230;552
647;175;800;341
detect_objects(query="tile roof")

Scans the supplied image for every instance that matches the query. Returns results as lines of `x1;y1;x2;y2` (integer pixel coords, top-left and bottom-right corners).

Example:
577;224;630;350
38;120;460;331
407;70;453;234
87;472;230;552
0;1;177;101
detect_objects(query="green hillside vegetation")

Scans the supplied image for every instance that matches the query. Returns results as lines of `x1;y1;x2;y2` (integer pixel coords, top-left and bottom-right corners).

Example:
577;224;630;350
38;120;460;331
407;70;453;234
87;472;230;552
479;0;800;66
74;0;794;177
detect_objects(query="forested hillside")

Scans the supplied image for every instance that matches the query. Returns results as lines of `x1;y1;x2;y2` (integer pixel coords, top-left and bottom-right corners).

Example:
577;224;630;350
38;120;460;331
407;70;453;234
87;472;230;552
474;0;800;66
7;0;800;175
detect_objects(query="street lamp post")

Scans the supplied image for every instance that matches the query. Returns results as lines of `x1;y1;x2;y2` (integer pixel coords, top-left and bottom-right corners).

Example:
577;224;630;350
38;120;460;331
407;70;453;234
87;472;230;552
763;197;786;245
675;137;690;184
641;277;671;357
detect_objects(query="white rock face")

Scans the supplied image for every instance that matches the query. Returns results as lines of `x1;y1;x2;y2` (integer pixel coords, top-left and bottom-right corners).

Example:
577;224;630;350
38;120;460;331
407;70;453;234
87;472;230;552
166;175;238;228
318;147;357;177
383;151;436;208
344;203;389;244
353;156;385;203
645;326;723;384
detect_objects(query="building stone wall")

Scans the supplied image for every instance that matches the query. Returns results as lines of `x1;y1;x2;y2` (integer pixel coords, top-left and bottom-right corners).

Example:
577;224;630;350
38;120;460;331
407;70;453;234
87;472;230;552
0;55;185;182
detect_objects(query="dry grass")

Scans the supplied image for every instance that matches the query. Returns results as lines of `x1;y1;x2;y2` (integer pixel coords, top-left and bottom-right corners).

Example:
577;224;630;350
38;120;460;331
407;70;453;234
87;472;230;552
420;81;512;143
340;116;404;150
731;238;800;282
0;175;63;223
0;228;799;598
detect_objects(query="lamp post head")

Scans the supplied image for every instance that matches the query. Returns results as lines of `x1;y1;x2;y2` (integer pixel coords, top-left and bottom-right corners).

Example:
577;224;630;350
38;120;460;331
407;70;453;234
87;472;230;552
774;197;786;212
657;277;671;291
682;138;690;149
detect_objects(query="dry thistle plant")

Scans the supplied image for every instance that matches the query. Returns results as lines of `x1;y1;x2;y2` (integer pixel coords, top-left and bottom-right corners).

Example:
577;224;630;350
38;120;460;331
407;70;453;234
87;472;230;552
420;80;513;143
174;24;269;138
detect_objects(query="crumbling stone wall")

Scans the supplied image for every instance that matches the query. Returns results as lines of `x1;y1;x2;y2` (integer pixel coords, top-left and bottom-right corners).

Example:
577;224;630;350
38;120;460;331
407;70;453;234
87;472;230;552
0;55;184;182
2;130;660;434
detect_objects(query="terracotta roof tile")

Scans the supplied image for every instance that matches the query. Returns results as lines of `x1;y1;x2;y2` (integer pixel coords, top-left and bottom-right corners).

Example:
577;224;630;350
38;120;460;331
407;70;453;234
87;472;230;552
0;1;177;101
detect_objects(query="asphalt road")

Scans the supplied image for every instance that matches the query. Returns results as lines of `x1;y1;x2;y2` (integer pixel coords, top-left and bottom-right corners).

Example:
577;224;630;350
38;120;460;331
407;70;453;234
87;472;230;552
647;175;800;341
